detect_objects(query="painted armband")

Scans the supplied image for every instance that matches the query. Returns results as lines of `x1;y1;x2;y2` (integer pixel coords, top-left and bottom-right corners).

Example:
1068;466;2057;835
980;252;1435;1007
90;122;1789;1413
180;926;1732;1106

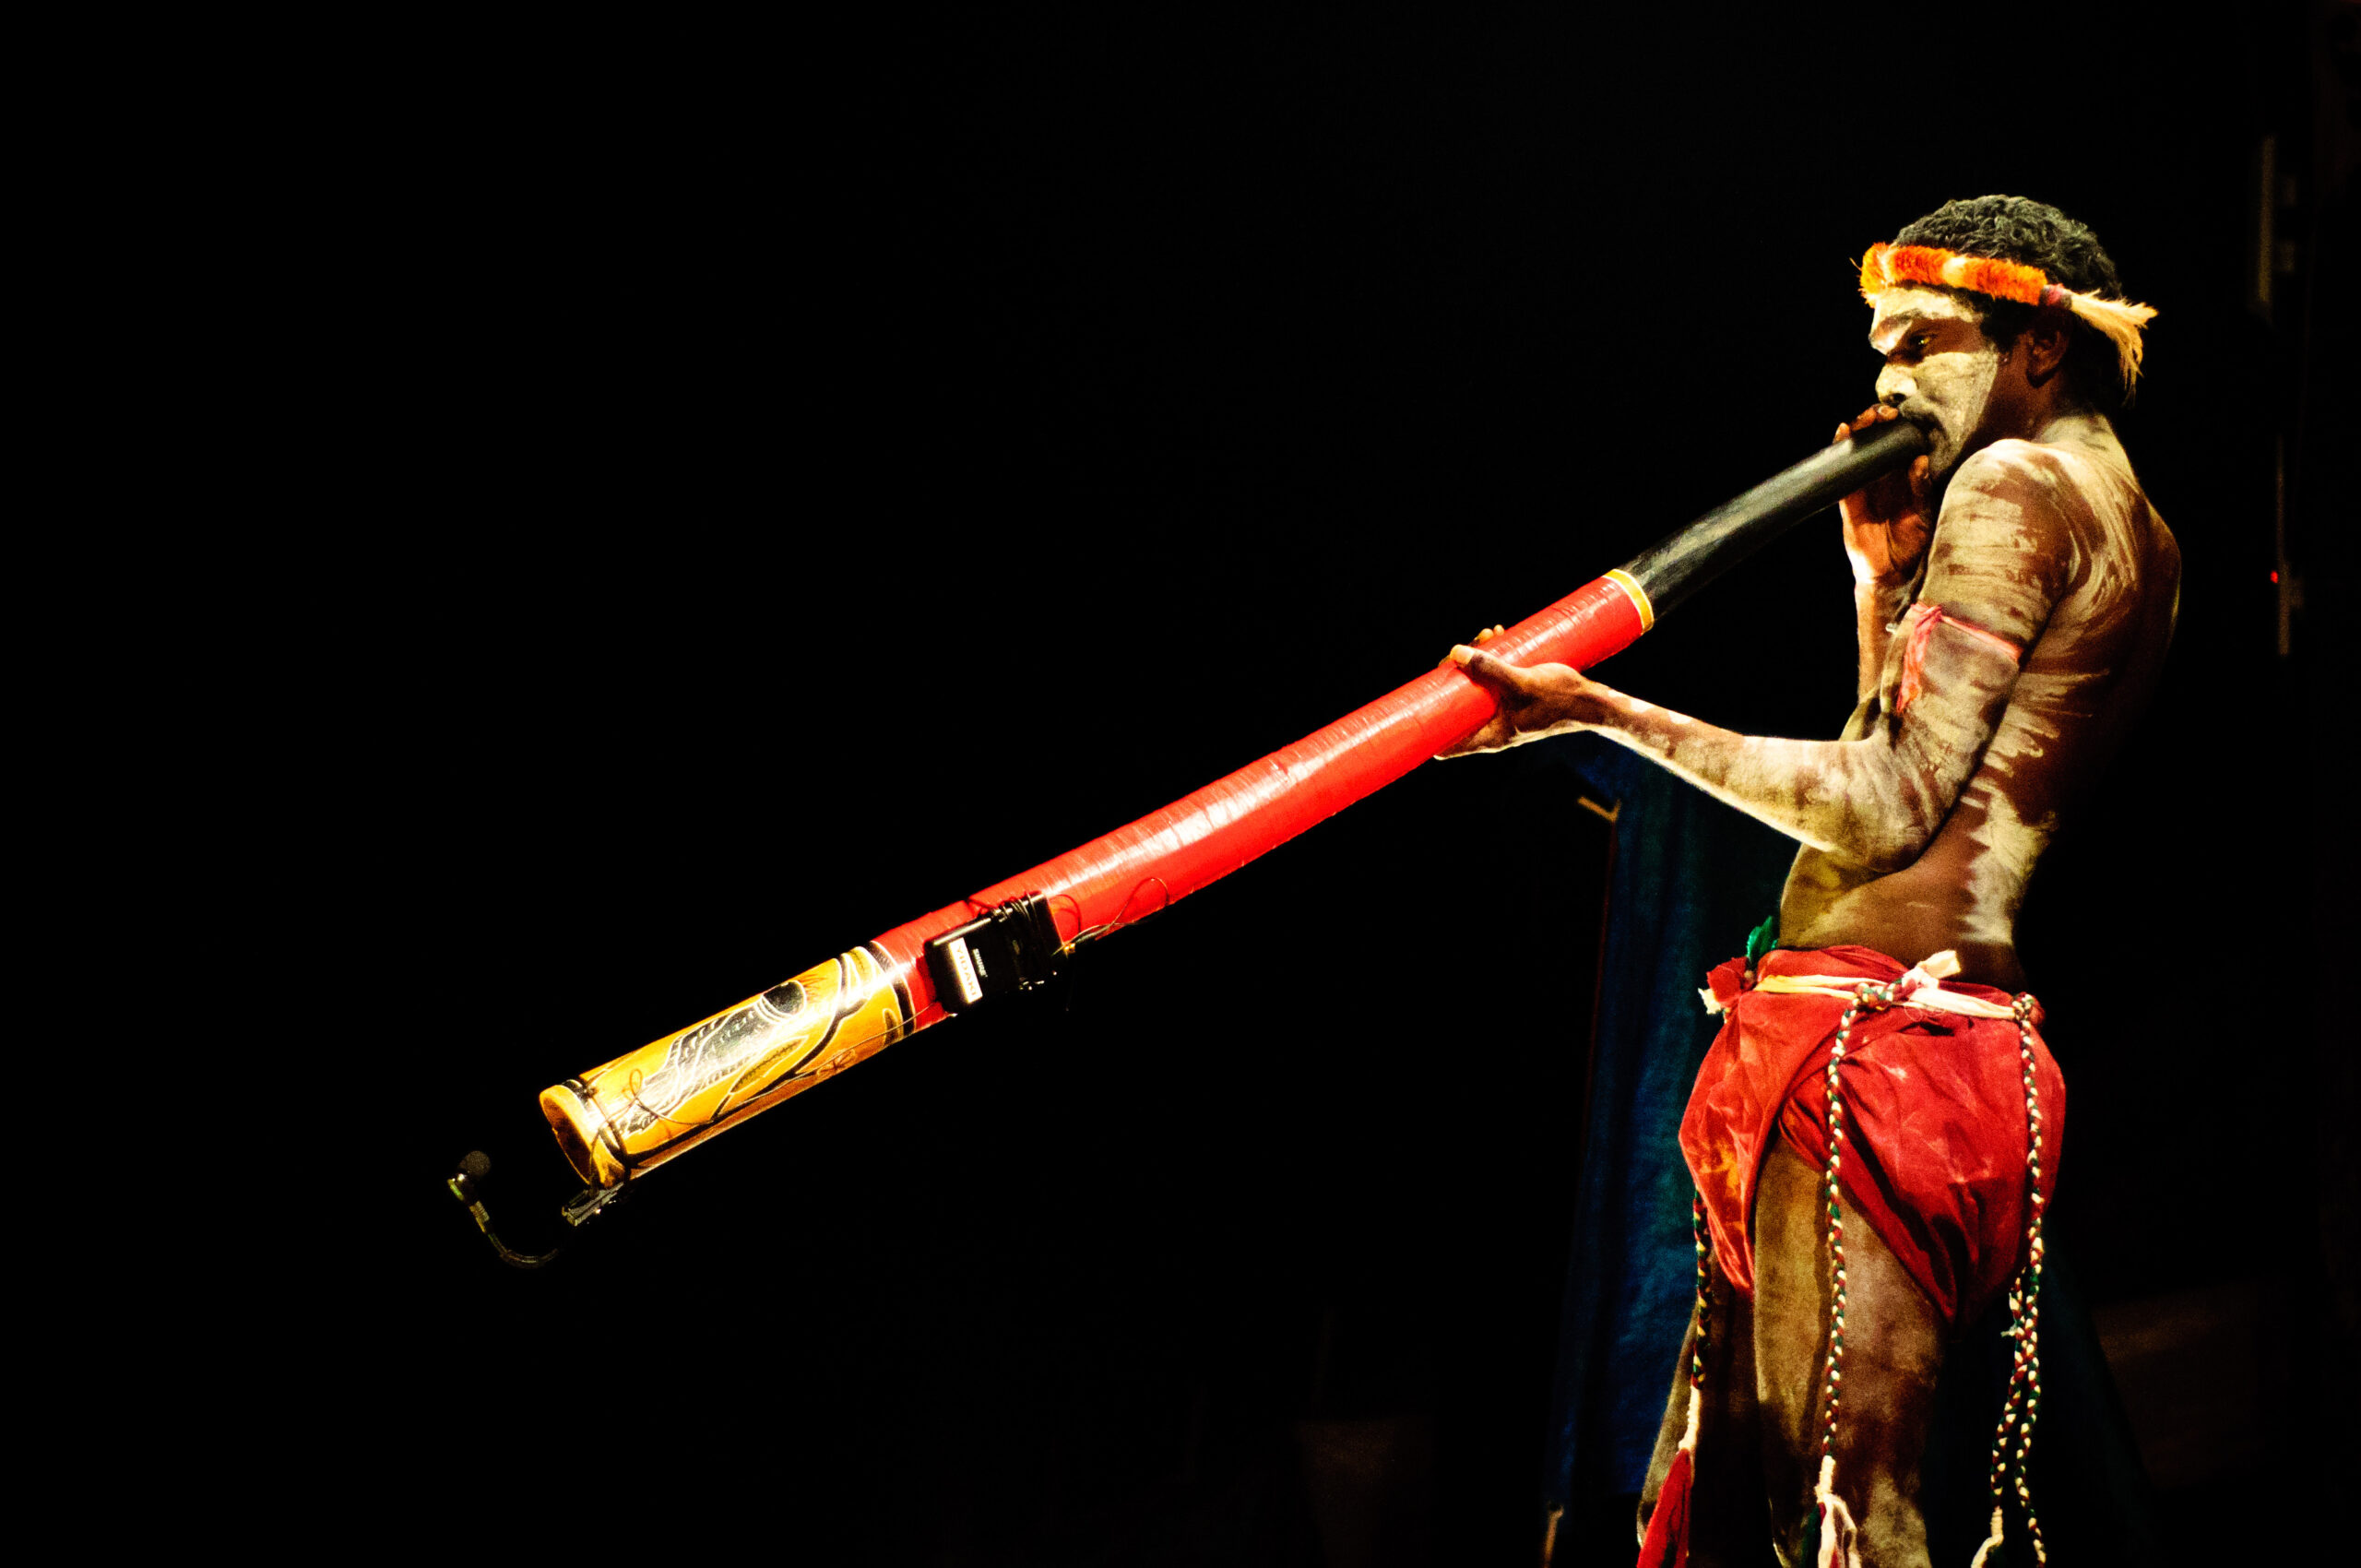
1894;602;2023;716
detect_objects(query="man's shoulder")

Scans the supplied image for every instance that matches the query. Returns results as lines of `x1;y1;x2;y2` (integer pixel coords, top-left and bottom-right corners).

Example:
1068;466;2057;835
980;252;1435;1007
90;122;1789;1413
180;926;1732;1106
1950;436;2093;498
1942;430;2152;548
1934;429;2173;634
1956;426;2147;515
1935;441;2078;552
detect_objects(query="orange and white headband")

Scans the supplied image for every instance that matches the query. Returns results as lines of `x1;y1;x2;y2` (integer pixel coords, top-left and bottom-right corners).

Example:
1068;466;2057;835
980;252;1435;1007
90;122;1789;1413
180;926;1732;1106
1858;242;2158;389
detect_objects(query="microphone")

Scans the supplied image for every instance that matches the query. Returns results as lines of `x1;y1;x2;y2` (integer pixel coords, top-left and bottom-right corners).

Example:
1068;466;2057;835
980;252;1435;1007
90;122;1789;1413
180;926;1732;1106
447;1150;561;1269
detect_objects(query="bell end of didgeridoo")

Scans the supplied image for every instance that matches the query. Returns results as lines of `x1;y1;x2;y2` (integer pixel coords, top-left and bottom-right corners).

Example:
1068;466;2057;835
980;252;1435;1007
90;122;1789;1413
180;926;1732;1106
540;1079;631;1190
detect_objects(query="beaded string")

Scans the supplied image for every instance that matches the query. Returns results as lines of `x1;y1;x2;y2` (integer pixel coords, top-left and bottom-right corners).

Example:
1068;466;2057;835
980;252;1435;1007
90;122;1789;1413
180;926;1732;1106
1804;979;1900;1566
1814;984;1894;1465
1972;994;2051;1566
1689;1190;1714;1411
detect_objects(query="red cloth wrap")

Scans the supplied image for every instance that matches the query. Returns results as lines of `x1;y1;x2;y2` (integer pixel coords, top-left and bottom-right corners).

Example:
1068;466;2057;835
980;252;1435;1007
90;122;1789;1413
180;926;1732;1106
1679;945;2063;1324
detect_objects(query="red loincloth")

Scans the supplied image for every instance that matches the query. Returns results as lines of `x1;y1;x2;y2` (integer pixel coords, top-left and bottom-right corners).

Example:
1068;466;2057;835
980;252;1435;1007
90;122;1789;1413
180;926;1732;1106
1679;944;2063;1325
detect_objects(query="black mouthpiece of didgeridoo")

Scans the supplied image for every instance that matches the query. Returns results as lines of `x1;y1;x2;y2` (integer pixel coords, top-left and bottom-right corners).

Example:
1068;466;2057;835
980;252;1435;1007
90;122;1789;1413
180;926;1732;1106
1617;417;1930;620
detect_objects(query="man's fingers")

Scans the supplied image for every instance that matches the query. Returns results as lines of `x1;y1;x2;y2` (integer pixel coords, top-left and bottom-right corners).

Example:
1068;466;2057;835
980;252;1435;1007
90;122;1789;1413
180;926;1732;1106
1443;624;1509;666
1838;405;1891;441
1838;406;1888;443
1452;645;1529;693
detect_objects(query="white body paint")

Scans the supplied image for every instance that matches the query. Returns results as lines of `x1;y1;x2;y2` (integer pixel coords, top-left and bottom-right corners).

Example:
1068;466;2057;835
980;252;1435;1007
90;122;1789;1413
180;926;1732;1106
1773;414;2178;985
1460;292;2180;990
1871;287;2003;477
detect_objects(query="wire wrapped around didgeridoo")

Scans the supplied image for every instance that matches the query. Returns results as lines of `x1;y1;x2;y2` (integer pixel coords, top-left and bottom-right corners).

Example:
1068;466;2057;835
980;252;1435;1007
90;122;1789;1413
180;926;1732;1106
531;418;1931;1199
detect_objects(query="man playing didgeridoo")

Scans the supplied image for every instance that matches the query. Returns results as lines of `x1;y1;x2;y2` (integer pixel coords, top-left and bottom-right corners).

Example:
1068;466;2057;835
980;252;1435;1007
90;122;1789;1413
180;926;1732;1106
1445;196;2177;1566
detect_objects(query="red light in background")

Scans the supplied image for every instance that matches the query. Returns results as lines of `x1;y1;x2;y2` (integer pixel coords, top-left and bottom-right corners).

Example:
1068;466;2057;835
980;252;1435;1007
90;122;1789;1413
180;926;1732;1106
2271;571;2280;583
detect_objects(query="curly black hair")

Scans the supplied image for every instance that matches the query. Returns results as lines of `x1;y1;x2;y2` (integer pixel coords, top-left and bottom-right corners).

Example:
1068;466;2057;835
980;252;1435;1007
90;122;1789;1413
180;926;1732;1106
1892;196;2131;407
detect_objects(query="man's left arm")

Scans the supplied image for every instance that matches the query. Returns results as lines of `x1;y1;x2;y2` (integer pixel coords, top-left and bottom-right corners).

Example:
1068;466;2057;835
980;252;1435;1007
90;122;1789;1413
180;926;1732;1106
1450;445;2072;870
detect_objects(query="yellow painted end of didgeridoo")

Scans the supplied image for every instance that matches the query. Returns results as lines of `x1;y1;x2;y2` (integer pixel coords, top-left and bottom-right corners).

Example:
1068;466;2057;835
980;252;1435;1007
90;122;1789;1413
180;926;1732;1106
539;944;913;1189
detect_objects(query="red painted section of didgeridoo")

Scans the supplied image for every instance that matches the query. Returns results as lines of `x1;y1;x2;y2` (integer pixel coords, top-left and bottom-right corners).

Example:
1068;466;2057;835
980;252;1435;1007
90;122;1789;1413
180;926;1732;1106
865;574;1648;1020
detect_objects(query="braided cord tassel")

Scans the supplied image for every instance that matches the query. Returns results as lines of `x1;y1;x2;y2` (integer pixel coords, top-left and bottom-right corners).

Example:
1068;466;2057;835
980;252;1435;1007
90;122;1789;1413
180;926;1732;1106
1639;1194;1715;1566
1690;1192;1714;1407
1971;993;2050;1568
1677;1189;1713;1455
1807;982;1893;1568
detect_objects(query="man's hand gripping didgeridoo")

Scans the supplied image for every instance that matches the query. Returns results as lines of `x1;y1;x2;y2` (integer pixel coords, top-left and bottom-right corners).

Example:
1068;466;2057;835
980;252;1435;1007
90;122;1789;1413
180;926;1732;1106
1436;639;1611;757
1837;403;1936;588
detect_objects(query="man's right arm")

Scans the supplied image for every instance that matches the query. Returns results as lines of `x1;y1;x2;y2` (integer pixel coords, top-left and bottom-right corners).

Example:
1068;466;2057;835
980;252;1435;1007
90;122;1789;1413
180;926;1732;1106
1442;442;2066;871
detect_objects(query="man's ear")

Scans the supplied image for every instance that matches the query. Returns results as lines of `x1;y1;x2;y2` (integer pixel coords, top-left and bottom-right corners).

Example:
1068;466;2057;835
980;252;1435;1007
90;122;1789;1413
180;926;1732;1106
2022;313;2074;386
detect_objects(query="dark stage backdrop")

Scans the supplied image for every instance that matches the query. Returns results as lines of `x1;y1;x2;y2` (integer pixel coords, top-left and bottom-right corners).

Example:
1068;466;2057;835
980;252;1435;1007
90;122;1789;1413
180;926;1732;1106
365;10;2349;1565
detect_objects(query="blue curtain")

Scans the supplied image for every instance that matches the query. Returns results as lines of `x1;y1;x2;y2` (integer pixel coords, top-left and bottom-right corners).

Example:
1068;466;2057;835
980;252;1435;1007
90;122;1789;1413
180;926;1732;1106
1533;733;1796;1505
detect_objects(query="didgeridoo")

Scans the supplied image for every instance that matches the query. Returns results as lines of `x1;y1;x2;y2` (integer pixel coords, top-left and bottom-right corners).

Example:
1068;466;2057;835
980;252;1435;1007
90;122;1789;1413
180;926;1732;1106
536;419;1929;1195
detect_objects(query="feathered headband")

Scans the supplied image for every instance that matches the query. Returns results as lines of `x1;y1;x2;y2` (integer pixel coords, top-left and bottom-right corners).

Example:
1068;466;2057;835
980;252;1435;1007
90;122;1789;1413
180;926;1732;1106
1857;242;2158;390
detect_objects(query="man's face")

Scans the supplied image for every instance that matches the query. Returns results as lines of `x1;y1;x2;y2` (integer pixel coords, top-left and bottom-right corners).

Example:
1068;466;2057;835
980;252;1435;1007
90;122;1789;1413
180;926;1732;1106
1869;287;2010;475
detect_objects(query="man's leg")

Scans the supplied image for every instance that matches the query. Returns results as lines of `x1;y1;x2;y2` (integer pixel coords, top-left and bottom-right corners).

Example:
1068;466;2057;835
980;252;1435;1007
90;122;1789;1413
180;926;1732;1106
1752;1141;1944;1567
1637;1253;1762;1566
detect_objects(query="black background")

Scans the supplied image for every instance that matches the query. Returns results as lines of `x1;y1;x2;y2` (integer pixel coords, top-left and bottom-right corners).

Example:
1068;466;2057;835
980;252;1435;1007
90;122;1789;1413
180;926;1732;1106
355;9;2351;1562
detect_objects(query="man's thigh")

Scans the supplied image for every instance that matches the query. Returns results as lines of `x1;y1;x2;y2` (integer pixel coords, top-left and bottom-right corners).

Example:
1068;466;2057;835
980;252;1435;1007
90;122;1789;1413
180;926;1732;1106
1752;1139;1945;1567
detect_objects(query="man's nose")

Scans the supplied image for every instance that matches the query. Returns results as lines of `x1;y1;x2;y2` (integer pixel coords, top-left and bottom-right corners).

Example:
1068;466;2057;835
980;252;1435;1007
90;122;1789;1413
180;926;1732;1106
1875;366;1913;406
